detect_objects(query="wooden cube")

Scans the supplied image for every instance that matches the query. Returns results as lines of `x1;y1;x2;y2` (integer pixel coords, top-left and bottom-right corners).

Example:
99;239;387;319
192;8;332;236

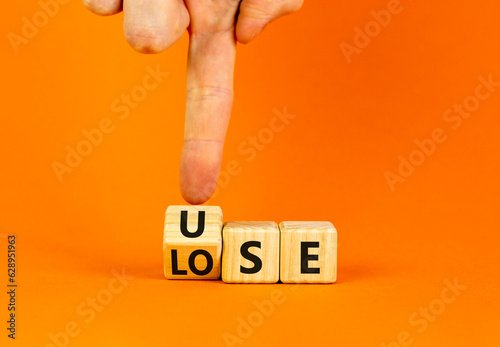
222;222;280;283
279;221;337;283
163;205;222;279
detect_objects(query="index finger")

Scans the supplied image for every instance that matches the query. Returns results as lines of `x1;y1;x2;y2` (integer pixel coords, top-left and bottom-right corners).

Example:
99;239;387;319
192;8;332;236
179;30;237;204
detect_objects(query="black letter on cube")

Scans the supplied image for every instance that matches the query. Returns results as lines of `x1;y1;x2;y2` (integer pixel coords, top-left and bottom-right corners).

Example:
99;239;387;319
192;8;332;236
180;210;205;238
301;242;320;274
189;250;214;276
171;250;188;275
240;241;263;274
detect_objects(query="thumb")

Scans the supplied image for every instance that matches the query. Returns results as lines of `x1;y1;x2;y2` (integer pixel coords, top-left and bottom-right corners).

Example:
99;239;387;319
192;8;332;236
236;0;304;44
180;30;236;204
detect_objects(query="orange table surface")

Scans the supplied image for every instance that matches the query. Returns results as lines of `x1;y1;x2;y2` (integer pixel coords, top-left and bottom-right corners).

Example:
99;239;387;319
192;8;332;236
1;1;499;346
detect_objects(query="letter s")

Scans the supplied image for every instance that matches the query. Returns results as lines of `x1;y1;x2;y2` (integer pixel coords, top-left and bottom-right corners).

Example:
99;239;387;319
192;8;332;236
240;241;262;274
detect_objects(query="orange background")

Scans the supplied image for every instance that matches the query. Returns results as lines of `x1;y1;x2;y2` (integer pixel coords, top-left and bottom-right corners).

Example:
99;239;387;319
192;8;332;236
1;0;500;346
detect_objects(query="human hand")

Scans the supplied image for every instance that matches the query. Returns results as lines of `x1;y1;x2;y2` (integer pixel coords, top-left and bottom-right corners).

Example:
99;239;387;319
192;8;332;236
83;0;303;204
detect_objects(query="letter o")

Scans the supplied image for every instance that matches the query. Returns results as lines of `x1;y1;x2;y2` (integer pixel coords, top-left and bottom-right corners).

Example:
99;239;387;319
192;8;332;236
76;140;93;157
409;149;425;167
247;311;264;328
365;21;381;38
257;128;274;145
429;299;445;315
463;96;480;112
33;11;49;27
131;86;147;102
188;250;213;276
97;289;113;305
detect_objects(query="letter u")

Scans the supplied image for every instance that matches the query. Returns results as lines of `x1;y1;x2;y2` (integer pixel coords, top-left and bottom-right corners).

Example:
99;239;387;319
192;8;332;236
180;210;205;238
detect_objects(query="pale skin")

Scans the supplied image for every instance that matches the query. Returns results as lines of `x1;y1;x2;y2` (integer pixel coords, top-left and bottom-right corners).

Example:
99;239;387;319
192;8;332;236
83;0;303;204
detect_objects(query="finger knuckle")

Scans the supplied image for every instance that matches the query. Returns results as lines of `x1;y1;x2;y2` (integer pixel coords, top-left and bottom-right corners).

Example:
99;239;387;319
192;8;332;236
186;86;233;102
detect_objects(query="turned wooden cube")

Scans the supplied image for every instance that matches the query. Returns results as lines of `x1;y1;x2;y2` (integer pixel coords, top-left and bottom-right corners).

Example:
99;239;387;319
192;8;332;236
222;222;280;283
280;221;337;283
163;206;222;279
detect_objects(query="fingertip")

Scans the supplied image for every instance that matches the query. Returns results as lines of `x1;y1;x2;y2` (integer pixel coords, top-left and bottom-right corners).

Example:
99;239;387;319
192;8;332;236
180;186;214;205
179;140;223;205
180;173;216;205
